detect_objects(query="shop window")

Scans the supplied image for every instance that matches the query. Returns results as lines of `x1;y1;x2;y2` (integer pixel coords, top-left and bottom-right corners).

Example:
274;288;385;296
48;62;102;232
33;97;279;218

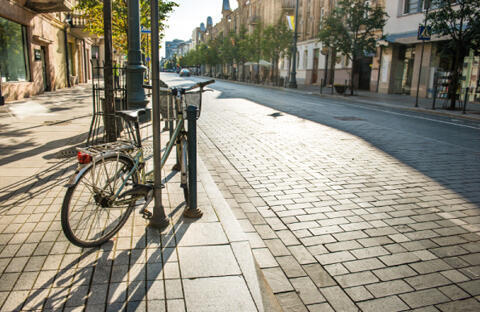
0;17;30;82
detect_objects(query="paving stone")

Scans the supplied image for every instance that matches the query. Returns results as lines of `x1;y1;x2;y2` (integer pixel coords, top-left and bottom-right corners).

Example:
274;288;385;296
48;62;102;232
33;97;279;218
316;251;355;265
458;279;480;296
373;265;418;281
178;246;241;278
276;230;300;246
357;296;409;312
366;280;414;298
379;252;420;266
183;276;257;312
302;263;336;288
291;277;325;305
262;267;294;293
288;245;317;264
175;223;228;247
399;289;450;309
438;284;470;300
306;302;335;312
320;286;358;312
436;298;480;312
264;239;290;256
336;271;379;288
405;273;451;290
252;248;278;269
276;256;307;278
351;246;389;259
345;286;374;302
343;258;385;273
275;292;309;312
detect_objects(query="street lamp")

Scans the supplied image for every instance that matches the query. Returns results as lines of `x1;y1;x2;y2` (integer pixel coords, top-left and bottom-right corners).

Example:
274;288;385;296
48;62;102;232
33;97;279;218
288;0;299;89
126;0;148;110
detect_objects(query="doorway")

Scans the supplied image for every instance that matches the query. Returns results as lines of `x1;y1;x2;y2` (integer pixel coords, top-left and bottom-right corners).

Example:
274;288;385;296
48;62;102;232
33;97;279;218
312;48;319;84
356;56;373;90
40;47;50;91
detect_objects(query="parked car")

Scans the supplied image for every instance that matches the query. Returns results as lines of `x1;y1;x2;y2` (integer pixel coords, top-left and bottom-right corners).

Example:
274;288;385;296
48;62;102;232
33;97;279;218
179;69;191;77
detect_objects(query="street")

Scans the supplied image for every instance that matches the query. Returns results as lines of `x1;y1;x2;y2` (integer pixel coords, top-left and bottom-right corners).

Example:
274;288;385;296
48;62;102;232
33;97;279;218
164;73;480;311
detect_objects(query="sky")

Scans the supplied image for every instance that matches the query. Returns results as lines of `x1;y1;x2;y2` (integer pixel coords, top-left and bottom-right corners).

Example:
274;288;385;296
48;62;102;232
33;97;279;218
160;0;238;57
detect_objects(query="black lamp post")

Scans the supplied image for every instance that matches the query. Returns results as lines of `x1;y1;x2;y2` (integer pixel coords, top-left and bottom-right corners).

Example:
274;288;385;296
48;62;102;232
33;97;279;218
288;0;299;88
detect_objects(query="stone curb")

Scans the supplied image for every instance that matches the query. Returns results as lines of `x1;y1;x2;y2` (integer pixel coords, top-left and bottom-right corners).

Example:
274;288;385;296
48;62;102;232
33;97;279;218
198;156;283;312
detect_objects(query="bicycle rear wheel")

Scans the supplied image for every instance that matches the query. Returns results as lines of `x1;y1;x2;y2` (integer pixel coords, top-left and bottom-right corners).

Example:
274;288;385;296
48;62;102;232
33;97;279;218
61;154;138;247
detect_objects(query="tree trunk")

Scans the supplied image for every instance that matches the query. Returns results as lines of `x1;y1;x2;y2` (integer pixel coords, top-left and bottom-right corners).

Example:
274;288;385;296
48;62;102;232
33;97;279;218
350;57;355;96
103;0;116;142
449;48;463;110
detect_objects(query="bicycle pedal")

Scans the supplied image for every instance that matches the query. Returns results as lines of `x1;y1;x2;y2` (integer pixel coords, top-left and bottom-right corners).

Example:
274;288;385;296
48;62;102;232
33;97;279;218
140;208;153;219
146;180;165;188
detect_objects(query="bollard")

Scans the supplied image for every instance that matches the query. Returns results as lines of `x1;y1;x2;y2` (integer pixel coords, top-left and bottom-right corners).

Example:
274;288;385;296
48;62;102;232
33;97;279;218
183;105;203;218
320;78;323;94
432;81;438;110
463;87;469;114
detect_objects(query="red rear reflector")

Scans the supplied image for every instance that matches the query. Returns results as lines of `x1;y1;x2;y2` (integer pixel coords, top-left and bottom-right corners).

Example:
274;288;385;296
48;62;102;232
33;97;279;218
77;151;92;164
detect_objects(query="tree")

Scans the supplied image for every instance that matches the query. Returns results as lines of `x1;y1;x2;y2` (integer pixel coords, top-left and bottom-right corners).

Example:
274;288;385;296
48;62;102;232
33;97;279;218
427;0;480;109
76;0;177;54
318;0;387;95
262;20;292;85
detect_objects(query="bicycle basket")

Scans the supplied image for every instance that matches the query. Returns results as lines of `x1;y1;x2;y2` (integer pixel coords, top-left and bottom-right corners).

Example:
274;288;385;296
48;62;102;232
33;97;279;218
184;92;202;118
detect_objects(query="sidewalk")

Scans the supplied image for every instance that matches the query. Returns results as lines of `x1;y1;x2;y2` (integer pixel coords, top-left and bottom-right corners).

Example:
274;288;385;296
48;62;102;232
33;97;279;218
205;77;480;121
0;86;274;311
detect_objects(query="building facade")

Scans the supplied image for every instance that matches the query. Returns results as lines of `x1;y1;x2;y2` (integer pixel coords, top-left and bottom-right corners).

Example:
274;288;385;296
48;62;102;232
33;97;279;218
0;0;98;102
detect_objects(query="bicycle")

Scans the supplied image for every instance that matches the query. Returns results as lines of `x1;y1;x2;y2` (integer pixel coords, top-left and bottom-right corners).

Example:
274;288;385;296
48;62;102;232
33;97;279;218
61;79;215;247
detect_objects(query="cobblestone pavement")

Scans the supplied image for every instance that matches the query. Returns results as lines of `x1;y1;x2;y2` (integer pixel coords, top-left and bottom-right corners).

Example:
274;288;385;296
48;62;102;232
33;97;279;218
0;86;261;311
194;80;480;311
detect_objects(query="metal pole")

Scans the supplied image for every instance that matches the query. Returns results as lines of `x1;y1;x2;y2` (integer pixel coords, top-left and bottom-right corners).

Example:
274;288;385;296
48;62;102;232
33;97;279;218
320;78;323;94
415;5;429;107
288;0;299;88
432;75;437;110
149;0;169;230
183;105;203;218
463;87;469;114
0;68;4;106
127;0;148;110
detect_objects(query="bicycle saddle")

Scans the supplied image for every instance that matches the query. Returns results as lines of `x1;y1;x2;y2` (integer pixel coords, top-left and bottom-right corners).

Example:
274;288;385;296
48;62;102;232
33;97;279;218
116;109;147;122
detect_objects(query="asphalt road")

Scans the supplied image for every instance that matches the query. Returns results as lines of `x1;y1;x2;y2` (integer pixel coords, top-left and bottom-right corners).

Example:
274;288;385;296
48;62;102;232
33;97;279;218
161;73;480;152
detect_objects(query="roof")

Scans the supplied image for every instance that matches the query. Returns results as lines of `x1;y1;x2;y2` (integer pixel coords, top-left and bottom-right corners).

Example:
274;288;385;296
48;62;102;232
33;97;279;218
222;0;231;12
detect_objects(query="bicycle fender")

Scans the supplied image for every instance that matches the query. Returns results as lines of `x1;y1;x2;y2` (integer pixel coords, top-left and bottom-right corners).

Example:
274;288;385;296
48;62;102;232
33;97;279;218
65;152;135;187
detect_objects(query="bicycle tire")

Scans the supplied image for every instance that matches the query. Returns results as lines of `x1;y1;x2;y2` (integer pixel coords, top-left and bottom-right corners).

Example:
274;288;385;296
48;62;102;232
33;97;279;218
180;138;190;207
61;154;138;247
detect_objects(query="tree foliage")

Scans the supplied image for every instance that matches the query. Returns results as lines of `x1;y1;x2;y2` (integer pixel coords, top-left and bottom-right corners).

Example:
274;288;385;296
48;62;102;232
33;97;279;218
76;0;177;54
318;0;387;94
427;0;480;109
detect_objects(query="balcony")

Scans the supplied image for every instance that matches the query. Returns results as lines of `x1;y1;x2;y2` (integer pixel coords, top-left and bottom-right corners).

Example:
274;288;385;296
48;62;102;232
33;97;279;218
26;0;74;13
282;0;296;10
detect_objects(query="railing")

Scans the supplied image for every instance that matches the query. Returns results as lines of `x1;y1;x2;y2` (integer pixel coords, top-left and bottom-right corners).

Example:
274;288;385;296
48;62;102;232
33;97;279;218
70;13;86;28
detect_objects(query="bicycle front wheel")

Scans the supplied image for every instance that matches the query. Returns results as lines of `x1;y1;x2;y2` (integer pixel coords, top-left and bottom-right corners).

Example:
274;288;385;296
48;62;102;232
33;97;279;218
61;154;138;247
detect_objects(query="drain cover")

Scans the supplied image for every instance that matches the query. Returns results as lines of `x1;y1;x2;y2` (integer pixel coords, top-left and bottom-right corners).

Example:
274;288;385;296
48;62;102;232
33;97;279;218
269;112;283;118
334;116;365;121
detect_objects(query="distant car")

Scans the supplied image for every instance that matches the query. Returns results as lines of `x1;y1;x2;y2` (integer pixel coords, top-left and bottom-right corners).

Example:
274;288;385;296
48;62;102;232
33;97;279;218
179;69;191;77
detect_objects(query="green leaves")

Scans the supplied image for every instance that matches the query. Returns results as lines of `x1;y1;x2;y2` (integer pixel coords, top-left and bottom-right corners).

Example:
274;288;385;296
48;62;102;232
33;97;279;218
318;0;387;61
76;0;177;54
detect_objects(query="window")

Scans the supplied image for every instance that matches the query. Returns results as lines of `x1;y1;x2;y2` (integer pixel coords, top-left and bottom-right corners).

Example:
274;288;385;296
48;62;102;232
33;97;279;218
404;0;419;14
0;17;30;82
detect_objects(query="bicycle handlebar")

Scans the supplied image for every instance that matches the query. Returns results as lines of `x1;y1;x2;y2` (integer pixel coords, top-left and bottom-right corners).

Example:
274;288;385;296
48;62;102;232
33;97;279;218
142;79;215;92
